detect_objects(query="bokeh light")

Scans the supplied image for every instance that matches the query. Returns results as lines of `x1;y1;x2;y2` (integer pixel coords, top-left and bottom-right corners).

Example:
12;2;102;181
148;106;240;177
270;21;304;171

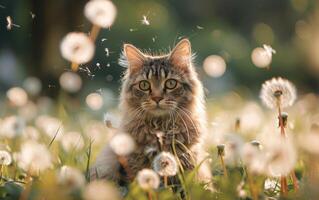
203;55;226;78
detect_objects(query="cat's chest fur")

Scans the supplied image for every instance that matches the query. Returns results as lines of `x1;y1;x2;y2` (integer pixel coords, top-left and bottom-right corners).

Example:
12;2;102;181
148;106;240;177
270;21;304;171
123;115;200;174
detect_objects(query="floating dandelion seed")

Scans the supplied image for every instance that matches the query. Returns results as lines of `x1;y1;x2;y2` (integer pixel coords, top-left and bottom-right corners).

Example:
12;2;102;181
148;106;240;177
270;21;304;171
109;133;135;156
58;165;86;189
83;180;120;200
59;71;82;93
0;150;12;166
6;87;28;107
103;112;120;129
152;151;178;177
203;55;226;77
263;44;276;57
141;15;150;26
105;48;110;57
84;0;117;28
60;32;95;65
6;16;20;30
61;131;85;152
137;169;160;190
260;77;297;109
196;25;204;29
251;47;272;68
30;12;36;19
17;141;52;175
86;92;103;110
101;38;107;42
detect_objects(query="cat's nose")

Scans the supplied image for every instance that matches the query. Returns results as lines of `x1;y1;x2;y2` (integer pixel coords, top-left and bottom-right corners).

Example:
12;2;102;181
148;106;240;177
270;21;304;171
151;96;163;103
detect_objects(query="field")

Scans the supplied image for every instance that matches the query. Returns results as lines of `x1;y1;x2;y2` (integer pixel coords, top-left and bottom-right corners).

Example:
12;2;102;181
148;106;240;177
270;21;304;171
1;0;319;200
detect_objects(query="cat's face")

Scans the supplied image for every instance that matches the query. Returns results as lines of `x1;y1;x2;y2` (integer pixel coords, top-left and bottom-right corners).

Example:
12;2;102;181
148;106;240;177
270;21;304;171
120;39;198;117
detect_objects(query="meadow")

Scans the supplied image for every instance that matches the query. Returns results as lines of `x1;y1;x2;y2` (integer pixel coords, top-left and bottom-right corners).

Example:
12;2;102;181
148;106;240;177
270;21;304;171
1;0;319;200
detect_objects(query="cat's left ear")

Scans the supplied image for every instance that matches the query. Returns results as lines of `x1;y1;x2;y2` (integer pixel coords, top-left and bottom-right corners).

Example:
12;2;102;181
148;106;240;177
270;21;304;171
123;44;145;74
169;39;192;70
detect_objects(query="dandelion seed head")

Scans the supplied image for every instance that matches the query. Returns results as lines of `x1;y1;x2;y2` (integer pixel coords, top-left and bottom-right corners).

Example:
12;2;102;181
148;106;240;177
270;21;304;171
61;131;85;152
0;150;12;165
0;116;25;138
23;77;42;96
7;87;28;107
152;151;178;176
57;165;86;189
251;47;272;68
83;180;120;200
59;71;82;93
260;77;297;109
109;133;135;156
35;115;63;140
60;32;95;64
86;92;103;110
203;55;226;77
136;168;160;190
84;0;117;28
17;140;52;175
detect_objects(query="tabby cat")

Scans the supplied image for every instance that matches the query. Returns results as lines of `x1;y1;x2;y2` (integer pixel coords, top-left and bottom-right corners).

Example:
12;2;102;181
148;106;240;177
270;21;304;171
91;39;211;190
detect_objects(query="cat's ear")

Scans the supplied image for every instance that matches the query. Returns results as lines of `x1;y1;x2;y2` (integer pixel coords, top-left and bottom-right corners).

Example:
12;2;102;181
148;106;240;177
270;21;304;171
169;39;192;70
123;44;145;73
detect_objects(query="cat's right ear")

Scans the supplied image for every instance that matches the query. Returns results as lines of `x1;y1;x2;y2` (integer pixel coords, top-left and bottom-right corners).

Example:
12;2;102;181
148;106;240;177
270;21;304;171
123;44;145;74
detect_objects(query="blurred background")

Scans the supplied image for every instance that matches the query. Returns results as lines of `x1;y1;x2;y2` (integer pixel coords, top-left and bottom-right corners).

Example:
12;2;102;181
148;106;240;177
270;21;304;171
0;0;319;105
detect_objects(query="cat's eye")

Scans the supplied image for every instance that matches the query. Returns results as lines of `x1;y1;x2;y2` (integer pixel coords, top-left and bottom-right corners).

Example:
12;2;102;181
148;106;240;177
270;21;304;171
139;80;151;91
165;79;178;89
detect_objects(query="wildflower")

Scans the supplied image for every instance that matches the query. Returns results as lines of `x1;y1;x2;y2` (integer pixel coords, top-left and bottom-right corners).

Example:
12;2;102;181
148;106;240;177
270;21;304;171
59;72;82;93
260;77;297;109
6;87;28;107
23;77;42;96
109;133;135;156
60;32;95;64
84;0;117;28
152;152;178;177
251;47;272;68
61;131;85;152
0;116;25;138
298;131;319;155
22;126;40;141
203;55;226;78
83;180;120;200
0;150;12;165
136;168;160;190
86;92;104;110
57;165;86;189
263;136;297;176
103;112;120;129
35;115;63;140
17;140;52;175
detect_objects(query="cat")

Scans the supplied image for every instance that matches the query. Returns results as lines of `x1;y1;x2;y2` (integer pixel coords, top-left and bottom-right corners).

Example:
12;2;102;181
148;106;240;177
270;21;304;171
90;39;212;191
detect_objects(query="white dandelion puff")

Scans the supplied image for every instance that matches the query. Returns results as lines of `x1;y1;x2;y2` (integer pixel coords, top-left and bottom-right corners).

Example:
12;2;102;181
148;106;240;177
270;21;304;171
60;32;95;64
35;115;63;140
23;77;42;96
57;165;86;189
84;0;117;28
61;131;85;152
83;180;120;200
22;126;40;141
136;168;160;190
59;72;82;93
203;55;226;78
0;116;25;139
17;141;52;175
109;133;135;156
6;87;28;107
86;92;103;110
152;152;178;176
0;150;12;166
260;77;297;109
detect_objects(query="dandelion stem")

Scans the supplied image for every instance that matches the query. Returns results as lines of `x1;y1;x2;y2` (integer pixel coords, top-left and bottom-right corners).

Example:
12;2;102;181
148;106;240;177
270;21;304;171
219;154;228;178
71;62;79;72
19;172;32;200
164;176;168;188
147;190;153;200
89;24;101;42
246;171;258;200
290;171;299;192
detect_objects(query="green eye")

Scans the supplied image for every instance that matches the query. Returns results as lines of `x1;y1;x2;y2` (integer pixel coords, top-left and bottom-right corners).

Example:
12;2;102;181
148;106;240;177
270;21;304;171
139;80;151;91
165;79;177;89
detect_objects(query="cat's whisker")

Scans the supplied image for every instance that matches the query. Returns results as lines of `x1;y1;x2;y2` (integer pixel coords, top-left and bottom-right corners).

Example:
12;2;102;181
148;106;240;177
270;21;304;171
176;106;199;138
